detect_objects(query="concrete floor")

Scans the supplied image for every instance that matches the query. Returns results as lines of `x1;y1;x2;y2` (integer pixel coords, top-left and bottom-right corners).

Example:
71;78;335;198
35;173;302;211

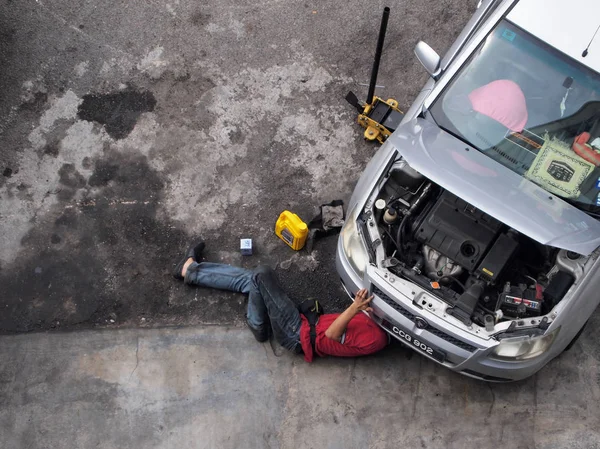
2;0;600;447
0;0;474;331
1;326;599;449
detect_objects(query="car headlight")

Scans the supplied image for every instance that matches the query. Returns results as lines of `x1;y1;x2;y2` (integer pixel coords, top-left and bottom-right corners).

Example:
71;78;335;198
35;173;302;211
490;327;560;361
340;208;369;278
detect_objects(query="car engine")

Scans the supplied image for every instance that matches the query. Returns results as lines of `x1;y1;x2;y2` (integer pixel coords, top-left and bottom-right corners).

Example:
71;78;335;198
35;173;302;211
370;163;574;327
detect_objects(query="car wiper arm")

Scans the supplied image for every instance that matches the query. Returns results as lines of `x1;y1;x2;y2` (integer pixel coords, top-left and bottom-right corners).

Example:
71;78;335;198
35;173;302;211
562;197;600;220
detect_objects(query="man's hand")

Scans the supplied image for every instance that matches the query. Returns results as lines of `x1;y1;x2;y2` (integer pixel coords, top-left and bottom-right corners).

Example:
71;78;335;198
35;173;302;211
351;288;374;313
325;288;374;342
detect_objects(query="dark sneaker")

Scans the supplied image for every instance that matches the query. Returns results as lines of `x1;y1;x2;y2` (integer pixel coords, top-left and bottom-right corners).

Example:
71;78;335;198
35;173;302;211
172;241;205;280
246;318;269;342
190;241;205;261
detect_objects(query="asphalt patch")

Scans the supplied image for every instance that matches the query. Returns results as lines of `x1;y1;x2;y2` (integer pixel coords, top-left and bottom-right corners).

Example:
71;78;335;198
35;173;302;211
77;89;157;139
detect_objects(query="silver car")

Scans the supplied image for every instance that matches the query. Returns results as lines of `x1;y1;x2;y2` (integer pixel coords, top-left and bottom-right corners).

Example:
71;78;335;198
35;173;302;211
337;0;600;381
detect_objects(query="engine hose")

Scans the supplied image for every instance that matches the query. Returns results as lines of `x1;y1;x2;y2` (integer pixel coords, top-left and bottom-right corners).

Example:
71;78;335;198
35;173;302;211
383;226;398;252
399;181;433;249
478;304;496;314
408;182;433;216
395;265;434;292
394;265;456;303
395;214;409;254
440;275;467;292
392;181;433;259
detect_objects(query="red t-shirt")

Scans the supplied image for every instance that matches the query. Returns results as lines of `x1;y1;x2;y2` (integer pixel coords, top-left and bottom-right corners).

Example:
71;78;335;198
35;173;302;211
299;313;388;363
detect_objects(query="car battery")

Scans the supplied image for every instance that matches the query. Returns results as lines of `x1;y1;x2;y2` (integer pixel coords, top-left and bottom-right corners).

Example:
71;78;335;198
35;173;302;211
498;286;542;318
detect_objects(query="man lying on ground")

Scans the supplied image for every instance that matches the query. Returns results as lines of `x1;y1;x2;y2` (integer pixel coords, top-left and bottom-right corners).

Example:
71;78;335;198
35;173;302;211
173;241;389;362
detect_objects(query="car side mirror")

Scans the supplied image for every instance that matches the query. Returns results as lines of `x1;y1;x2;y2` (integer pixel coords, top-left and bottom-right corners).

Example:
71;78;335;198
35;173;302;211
414;41;441;79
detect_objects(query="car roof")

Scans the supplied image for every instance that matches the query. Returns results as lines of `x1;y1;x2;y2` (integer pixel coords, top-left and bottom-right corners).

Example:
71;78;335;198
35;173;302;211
507;0;600;74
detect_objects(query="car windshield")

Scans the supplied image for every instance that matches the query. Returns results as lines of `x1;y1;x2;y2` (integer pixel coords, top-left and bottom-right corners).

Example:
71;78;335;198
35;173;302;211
430;20;600;211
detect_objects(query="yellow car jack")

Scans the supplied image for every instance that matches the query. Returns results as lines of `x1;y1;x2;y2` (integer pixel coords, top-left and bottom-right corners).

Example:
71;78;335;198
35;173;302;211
348;93;404;143
346;7;404;144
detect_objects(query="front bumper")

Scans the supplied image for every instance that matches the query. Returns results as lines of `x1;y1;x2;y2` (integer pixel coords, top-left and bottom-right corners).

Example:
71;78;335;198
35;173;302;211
336;237;554;382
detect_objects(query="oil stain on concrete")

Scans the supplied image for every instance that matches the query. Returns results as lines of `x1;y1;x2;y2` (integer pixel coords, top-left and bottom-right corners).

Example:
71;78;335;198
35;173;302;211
77;89;156;139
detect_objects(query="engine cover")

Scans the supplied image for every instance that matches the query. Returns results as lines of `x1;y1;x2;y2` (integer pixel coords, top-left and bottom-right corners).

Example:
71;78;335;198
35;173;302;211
414;191;502;272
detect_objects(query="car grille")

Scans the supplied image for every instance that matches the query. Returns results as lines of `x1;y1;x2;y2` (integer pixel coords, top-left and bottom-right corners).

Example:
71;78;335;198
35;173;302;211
373;286;478;353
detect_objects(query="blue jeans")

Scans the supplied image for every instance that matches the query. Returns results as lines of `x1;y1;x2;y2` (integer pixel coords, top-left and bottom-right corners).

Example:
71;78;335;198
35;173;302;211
185;263;302;352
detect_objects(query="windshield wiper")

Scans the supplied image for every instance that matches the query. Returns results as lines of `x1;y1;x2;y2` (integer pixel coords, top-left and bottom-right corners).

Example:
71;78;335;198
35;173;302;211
563;197;600;220
580;209;600;220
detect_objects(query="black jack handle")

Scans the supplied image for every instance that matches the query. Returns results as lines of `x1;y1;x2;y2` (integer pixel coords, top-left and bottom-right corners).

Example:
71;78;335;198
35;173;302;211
366;7;390;106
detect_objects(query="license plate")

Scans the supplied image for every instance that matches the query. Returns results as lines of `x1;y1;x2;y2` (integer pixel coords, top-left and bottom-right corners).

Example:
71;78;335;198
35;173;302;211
381;319;446;363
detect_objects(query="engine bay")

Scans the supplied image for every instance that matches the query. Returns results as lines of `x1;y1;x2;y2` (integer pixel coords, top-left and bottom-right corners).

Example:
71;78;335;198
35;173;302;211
368;162;577;329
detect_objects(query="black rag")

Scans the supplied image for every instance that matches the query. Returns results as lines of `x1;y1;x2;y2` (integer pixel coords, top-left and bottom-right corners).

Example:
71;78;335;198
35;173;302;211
305;200;344;252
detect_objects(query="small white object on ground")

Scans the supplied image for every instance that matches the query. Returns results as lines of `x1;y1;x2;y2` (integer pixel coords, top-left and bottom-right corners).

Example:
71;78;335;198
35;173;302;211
240;238;252;256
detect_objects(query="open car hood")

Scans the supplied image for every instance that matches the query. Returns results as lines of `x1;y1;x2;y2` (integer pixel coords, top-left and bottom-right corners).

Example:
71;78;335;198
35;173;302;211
388;118;600;255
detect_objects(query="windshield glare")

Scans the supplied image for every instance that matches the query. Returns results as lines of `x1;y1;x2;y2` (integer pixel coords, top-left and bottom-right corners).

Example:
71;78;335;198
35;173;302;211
430;20;600;209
